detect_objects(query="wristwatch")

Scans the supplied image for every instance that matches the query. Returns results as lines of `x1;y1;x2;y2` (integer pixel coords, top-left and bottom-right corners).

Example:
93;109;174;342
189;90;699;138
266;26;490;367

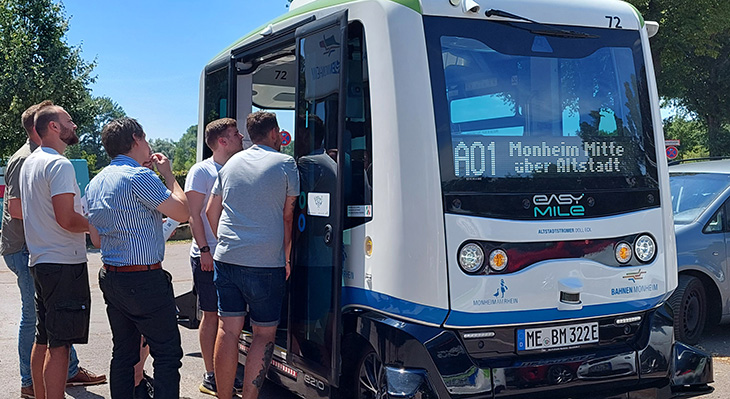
200;246;211;253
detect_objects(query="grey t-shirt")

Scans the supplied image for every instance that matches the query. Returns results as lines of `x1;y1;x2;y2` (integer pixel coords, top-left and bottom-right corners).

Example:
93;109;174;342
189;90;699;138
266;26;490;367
212;144;299;268
0;139;38;256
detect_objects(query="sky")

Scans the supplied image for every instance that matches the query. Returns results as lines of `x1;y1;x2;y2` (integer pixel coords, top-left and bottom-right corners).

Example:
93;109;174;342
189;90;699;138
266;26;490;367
62;0;293;141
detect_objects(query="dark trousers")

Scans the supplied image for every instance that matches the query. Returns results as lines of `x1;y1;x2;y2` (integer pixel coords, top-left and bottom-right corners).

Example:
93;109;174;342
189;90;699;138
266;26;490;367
99;267;182;399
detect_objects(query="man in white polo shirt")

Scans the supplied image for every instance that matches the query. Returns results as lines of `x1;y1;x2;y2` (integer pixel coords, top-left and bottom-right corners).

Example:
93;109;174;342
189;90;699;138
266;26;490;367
20;105;91;399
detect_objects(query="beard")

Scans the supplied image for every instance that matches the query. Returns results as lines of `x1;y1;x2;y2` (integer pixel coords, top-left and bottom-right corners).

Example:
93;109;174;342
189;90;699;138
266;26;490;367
60;124;79;145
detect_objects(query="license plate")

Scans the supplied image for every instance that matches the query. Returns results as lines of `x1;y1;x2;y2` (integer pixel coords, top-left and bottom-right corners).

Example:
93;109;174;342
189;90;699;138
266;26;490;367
517;322;599;351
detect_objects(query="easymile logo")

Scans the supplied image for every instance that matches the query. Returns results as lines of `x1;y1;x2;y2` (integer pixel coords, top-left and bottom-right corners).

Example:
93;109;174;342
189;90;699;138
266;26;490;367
532;194;585;218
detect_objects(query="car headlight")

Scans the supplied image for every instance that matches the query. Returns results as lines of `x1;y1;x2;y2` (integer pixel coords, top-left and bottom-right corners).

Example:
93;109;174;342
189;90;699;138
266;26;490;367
615;242;632;264
459;243;485;273
489;249;508;272
634;235;656;262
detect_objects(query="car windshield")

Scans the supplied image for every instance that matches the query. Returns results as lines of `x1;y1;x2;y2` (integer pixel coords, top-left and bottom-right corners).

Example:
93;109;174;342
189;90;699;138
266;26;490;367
670;173;730;224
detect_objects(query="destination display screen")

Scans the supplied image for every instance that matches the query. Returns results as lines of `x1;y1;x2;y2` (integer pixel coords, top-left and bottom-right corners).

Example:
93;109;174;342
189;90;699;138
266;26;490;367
453;136;639;178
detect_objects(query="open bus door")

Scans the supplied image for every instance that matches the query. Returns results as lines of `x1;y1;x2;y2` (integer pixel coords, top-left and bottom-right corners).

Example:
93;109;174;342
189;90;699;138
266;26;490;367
287;10;348;395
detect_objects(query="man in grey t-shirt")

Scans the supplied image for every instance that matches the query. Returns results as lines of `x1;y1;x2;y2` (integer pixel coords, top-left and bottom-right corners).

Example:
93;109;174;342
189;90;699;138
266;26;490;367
207;111;298;399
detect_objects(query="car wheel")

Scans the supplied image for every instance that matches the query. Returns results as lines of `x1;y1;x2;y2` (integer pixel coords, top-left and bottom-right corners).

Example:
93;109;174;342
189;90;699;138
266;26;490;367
546;365;574;385
669;275;707;345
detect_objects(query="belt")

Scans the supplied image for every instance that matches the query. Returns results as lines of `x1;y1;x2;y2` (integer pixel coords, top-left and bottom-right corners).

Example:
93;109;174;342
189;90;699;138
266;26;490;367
103;262;162;272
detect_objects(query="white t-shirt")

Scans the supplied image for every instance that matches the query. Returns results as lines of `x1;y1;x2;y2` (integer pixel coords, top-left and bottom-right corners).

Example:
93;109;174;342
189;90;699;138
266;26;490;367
184;157;222;257
19;147;87;266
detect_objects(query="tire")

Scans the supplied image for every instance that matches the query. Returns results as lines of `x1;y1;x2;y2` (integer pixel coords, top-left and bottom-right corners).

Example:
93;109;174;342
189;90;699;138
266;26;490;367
546;365;574;385
669;275;707;345
339;339;387;399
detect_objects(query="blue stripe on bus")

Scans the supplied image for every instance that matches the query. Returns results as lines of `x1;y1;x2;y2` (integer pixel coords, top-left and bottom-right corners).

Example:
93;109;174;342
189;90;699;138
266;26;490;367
342;286;664;327
342;286;449;325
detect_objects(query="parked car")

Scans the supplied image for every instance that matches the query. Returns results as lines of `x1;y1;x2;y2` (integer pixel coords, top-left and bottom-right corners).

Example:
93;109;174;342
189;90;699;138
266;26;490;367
668;159;730;344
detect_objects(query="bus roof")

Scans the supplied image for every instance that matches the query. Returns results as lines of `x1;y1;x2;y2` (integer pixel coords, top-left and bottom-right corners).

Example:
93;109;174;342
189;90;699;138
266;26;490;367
206;0;643;67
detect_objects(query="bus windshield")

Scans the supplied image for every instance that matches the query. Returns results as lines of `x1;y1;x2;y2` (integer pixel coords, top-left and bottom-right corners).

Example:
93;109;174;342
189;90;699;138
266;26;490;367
425;17;659;219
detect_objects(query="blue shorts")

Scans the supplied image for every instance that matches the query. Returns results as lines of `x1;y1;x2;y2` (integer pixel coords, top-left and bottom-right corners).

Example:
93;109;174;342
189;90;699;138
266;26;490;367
214;261;286;327
191;256;218;312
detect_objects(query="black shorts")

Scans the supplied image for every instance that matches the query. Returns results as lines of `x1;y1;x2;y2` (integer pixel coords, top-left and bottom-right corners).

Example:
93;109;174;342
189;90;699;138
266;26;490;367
191;256;218;312
30;262;91;347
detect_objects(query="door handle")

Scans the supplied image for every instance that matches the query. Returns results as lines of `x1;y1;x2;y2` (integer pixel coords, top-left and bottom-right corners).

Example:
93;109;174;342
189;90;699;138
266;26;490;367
324;224;332;245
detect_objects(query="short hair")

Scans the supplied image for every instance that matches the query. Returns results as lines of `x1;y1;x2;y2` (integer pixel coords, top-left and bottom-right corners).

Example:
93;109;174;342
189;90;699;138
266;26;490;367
21;100;54;134
101;117;146;158
34;105;63;138
204;118;237;149
246;111;278;142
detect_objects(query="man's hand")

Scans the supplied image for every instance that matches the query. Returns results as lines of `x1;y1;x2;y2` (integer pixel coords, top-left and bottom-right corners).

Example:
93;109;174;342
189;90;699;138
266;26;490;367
285;263;291;280
201;251;215;272
151;153;173;180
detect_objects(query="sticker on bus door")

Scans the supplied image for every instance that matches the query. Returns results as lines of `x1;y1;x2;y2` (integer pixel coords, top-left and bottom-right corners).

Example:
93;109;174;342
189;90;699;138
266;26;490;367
307;192;330;217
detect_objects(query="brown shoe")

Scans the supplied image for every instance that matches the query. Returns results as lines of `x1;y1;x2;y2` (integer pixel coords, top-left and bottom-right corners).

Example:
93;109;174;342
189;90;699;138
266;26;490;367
66;367;107;386
20;385;34;399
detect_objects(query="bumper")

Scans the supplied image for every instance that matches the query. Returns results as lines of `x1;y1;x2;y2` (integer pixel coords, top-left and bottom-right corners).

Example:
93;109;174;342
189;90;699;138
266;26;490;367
379;306;713;399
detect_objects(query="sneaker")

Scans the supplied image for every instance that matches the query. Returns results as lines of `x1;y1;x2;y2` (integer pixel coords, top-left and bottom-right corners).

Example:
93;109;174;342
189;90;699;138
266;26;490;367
199;371;217;396
134;373;154;399
66;367;107;386
20;385;34;399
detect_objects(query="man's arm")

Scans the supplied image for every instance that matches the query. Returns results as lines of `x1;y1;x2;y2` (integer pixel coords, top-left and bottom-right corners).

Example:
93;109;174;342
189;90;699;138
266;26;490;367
206;193;223;239
283;195;297;279
187;190;215;271
52;193;89;233
152;153;190;222
7;198;22;219
88;223;101;248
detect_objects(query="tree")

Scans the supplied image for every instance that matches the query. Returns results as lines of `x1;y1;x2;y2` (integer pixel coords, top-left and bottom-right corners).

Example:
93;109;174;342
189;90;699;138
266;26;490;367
65;96;125;176
0;0;96;159
150;138;177;162
173;125;197;172
627;0;730;156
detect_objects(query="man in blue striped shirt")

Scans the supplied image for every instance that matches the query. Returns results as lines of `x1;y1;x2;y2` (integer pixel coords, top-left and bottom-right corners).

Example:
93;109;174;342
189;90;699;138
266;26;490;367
86;117;189;399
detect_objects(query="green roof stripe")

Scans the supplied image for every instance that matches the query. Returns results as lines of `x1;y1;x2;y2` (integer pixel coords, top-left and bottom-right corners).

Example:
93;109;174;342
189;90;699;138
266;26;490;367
626;2;645;27
210;0;422;63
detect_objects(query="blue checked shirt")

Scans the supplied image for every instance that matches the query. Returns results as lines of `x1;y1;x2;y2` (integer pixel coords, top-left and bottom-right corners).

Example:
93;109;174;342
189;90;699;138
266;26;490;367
86;155;171;266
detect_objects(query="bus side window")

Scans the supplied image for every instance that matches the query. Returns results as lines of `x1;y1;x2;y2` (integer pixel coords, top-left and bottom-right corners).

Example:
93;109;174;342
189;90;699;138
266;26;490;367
343;21;373;229
203;65;229;159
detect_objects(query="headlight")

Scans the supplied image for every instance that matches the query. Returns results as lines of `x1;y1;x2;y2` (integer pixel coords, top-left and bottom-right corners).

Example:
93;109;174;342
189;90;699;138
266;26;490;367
634;235;656;262
615;242;632;264
459;243;485;273
489;249;508;272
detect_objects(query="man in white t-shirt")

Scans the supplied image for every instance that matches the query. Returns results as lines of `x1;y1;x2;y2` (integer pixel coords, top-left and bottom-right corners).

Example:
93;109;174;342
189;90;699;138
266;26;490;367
184;118;243;396
20;105;91;399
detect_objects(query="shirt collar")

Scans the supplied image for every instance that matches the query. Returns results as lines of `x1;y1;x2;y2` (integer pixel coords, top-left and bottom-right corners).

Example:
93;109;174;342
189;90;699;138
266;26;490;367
251;144;277;153
111;154;142;167
40;146;60;155
28;139;39;152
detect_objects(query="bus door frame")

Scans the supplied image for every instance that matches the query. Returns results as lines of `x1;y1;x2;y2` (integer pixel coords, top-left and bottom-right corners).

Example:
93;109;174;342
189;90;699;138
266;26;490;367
287;9;349;390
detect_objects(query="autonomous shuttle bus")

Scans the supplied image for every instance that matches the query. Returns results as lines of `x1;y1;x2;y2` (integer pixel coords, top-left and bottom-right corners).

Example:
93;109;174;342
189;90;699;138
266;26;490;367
198;0;713;397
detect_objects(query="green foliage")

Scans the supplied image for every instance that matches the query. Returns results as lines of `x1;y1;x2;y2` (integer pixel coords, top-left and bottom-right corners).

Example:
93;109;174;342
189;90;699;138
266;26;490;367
663;115;709;160
627;0;730;156
0;0;96;159
173;125;197;172
65;96;125;176
150;138;177;160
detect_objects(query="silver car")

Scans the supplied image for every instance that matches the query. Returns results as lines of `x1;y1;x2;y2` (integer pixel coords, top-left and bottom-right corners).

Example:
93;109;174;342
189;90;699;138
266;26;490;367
669;159;730;344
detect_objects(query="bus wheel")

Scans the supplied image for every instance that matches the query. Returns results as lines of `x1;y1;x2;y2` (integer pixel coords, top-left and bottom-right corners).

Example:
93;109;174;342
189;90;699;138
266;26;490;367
669;275;707;345
341;342;387;399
